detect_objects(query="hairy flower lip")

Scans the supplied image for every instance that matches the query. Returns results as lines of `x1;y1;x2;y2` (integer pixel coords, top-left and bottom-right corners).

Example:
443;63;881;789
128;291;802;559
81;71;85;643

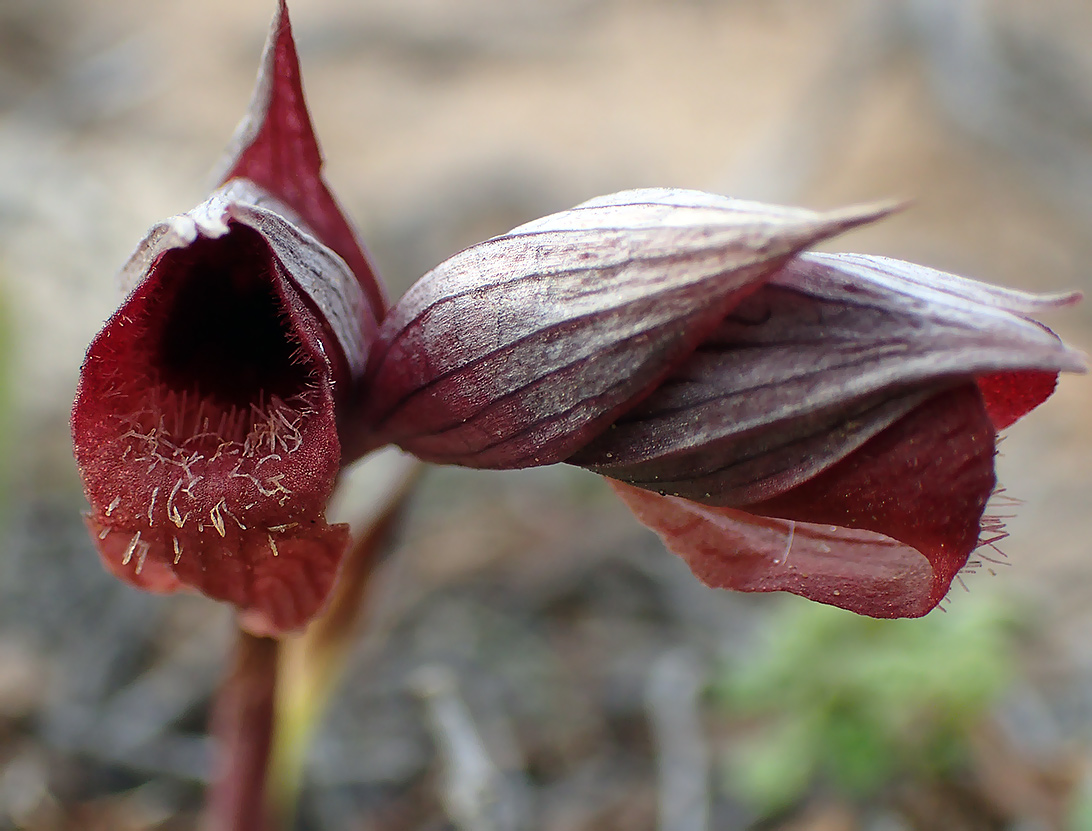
72;0;390;636
72;182;368;636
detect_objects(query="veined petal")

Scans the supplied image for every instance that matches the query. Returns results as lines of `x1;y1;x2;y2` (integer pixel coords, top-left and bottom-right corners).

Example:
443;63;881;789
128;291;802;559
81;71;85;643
576;251;1084;504
611;385;996;618
781;253;1084;427
72;189;364;636
216;0;385;321
356;189;895;468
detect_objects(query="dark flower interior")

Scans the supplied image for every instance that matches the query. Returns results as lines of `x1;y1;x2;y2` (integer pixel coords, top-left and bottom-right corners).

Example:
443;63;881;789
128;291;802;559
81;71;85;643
154;227;313;412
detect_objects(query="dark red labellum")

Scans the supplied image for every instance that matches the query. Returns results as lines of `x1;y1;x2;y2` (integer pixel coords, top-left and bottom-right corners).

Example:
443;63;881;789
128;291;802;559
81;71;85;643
72;2;380;635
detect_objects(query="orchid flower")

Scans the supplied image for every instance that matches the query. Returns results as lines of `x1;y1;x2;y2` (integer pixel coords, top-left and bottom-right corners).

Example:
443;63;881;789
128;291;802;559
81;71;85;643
72;1;1084;644
353;193;1084;618
71;2;385;637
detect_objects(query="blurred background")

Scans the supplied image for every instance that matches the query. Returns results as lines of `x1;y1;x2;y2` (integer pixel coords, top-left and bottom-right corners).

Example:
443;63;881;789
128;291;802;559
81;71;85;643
0;0;1090;828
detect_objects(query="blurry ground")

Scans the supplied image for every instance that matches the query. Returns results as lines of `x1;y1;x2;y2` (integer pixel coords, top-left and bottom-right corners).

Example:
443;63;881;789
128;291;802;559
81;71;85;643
0;0;1091;828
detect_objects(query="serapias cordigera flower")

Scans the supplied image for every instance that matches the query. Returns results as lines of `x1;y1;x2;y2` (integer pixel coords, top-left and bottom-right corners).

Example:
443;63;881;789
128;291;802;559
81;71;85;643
73;0;1084;629
354;189;1085;618
71;1;384;636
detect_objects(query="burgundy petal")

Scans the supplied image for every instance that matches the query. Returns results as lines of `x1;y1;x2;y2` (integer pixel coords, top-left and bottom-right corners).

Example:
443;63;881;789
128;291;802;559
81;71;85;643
976;370;1059;430
356;190;894;467
72;194;366;635
750;385;995;564
576;251;1083;504
611;385;997;617
217;0;385;322
614;488;940;617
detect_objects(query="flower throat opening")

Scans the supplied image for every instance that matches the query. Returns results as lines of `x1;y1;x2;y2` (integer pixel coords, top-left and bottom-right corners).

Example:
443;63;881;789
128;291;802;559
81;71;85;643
78;227;330;541
115;228;321;480
155;230;311;407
